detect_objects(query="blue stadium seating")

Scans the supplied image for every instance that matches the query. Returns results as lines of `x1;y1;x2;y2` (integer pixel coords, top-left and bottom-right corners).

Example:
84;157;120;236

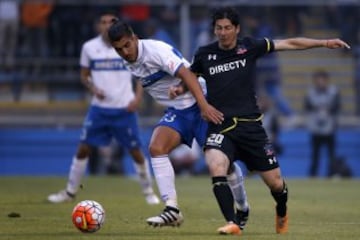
0;127;359;177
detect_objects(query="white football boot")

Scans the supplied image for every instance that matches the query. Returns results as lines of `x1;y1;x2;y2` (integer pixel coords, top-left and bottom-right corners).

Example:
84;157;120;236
146;206;184;227
47;190;75;203
145;192;160;205
143;187;160;205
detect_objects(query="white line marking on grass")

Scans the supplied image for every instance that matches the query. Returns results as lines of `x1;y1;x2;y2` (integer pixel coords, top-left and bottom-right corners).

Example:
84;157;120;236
297;222;360;225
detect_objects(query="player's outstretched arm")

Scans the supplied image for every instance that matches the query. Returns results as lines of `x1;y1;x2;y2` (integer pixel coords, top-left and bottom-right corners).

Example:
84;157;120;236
176;66;224;124
274;37;350;51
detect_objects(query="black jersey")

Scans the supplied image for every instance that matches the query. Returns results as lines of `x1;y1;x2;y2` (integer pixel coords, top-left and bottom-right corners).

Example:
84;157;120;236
191;37;274;118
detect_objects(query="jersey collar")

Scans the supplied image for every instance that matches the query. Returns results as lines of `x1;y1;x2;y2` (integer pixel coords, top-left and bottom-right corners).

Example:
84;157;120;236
136;39;144;63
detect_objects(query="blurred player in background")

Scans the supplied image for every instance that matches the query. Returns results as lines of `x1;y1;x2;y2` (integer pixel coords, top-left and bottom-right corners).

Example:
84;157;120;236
47;11;159;205
304;69;341;177
169;140;201;175
189;6;350;235
257;92;283;156
108;20;249;229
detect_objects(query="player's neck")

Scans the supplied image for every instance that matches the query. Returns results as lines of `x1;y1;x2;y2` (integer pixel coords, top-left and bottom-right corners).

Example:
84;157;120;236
218;41;237;50
101;35;111;47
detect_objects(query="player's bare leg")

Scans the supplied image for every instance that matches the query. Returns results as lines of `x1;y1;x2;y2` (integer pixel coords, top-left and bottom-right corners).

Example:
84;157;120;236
146;126;184;227
206;149;242;235
260;168;288;234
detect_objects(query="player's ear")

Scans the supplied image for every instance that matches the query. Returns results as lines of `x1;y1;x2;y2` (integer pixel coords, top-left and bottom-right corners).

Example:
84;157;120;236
131;34;138;46
95;21;101;34
236;25;240;35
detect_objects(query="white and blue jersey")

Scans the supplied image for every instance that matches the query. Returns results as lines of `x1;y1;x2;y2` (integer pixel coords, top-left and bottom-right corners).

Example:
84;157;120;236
124;39;208;146
79;36;142;149
80;36;134;109
124;39;206;109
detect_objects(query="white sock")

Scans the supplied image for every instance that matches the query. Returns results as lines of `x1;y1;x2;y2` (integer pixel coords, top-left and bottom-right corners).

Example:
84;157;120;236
151;155;177;208
66;157;88;195
133;158;154;195
227;163;249;211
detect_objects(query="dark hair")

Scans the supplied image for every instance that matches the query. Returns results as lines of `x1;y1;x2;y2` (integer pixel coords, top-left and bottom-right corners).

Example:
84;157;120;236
98;10;119;22
313;69;329;79
108;20;134;42
211;7;240;28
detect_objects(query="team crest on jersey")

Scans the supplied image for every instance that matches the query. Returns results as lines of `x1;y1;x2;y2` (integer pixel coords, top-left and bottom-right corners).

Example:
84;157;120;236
236;47;247;55
168;60;176;72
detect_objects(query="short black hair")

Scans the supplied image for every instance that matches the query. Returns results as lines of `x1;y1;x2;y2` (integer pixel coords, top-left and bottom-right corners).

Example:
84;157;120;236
313;69;329;79
211;7;240;27
108;20;134;42
97;10;119;22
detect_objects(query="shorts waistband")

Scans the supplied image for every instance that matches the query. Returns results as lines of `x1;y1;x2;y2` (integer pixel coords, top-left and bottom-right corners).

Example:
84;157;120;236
168;102;198;112
220;114;264;134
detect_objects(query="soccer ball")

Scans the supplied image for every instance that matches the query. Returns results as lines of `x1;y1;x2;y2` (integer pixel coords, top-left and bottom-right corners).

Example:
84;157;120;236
71;200;105;233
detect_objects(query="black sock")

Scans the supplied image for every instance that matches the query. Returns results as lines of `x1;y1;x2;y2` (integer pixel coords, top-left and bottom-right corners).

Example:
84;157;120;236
271;181;288;217
212;176;235;222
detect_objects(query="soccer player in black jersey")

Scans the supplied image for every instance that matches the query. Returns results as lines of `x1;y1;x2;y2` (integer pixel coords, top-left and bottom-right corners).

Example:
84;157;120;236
185;7;350;235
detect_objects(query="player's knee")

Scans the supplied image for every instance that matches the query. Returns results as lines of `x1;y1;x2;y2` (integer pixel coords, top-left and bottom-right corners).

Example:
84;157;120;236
149;144;168;157
261;168;284;192
205;158;228;177
268;178;284;192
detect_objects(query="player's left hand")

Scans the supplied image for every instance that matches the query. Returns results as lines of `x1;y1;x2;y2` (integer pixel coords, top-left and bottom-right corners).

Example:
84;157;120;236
127;99;140;112
326;39;351;49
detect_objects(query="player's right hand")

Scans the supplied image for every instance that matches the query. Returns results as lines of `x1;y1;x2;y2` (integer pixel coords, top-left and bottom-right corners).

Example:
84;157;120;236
93;88;106;100
200;104;224;125
325;38;350;49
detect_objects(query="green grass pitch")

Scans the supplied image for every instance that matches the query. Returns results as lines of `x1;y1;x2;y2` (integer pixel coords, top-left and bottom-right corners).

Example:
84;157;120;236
1;176;359;239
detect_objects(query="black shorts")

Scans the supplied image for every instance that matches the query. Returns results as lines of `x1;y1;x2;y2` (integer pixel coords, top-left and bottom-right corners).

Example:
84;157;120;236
204;118;279;172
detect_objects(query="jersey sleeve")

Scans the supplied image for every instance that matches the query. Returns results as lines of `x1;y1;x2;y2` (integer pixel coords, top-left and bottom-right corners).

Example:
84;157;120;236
245;37;274;58
154;43;187;76
79;43;90;68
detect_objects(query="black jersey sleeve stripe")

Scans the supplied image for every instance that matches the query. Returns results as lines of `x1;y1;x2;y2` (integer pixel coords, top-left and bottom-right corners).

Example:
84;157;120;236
264;38;275;53
264;38;271;52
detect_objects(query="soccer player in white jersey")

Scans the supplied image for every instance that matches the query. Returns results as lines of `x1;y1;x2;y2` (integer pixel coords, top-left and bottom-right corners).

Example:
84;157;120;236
47;12;159;205
108;20;249;229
